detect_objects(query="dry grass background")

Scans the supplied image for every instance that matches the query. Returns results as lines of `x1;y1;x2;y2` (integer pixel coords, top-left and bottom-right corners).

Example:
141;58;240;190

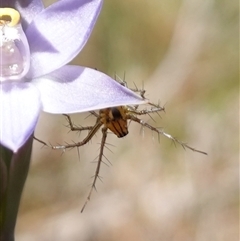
16;0;238;240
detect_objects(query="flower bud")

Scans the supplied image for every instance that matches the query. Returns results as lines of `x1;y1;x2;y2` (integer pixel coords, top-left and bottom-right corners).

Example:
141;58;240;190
0;8;30;82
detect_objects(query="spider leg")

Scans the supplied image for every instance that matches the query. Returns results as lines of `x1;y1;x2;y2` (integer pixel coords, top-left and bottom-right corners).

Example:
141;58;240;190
63;114;94;132
33;115;98;149
52;121;103;150
113;74;146;98
127;115;207;155
33;136;48;147
89;111;99;118
81;126;108;212
128;104;165;116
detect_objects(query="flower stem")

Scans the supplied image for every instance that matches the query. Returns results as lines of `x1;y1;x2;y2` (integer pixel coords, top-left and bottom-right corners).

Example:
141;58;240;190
0;135;33;241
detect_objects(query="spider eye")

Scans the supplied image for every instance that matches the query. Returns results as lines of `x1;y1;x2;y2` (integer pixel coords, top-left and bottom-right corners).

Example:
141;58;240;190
111;107;123;120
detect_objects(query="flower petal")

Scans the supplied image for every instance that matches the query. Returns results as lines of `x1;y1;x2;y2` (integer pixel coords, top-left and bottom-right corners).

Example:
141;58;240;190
26;0;103;78
0;0;15;7
34;66;146;114
0;83;41;152
14;0;44;29
0;0;13;7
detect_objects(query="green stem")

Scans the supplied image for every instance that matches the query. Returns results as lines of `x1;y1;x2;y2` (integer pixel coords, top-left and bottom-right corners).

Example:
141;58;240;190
0;135;33;241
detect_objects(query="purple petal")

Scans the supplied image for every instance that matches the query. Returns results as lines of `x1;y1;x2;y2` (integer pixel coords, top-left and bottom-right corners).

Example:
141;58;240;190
0;1;14;7
0;0;15;7
15;0;44;29
26;0;103;79
0;83;41;152
34;66;146;114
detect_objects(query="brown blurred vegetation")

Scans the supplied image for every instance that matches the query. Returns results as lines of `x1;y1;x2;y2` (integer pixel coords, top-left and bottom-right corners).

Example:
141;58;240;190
16;0;238;240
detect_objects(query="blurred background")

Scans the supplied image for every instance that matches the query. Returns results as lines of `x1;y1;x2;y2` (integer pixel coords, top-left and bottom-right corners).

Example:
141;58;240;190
16;0;238;240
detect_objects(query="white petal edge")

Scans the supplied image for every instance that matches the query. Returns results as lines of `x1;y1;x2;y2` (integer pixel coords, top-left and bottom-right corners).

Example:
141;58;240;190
33;65;146;114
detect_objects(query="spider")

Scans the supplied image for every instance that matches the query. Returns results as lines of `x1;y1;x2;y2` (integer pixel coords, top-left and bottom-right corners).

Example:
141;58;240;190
35;102;207;212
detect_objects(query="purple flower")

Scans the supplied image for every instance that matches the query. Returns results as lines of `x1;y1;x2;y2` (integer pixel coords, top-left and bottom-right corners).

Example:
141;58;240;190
0;0;145;152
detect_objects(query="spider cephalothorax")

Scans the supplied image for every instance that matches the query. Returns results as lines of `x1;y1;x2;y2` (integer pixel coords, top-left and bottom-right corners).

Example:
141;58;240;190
99;107;128;138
